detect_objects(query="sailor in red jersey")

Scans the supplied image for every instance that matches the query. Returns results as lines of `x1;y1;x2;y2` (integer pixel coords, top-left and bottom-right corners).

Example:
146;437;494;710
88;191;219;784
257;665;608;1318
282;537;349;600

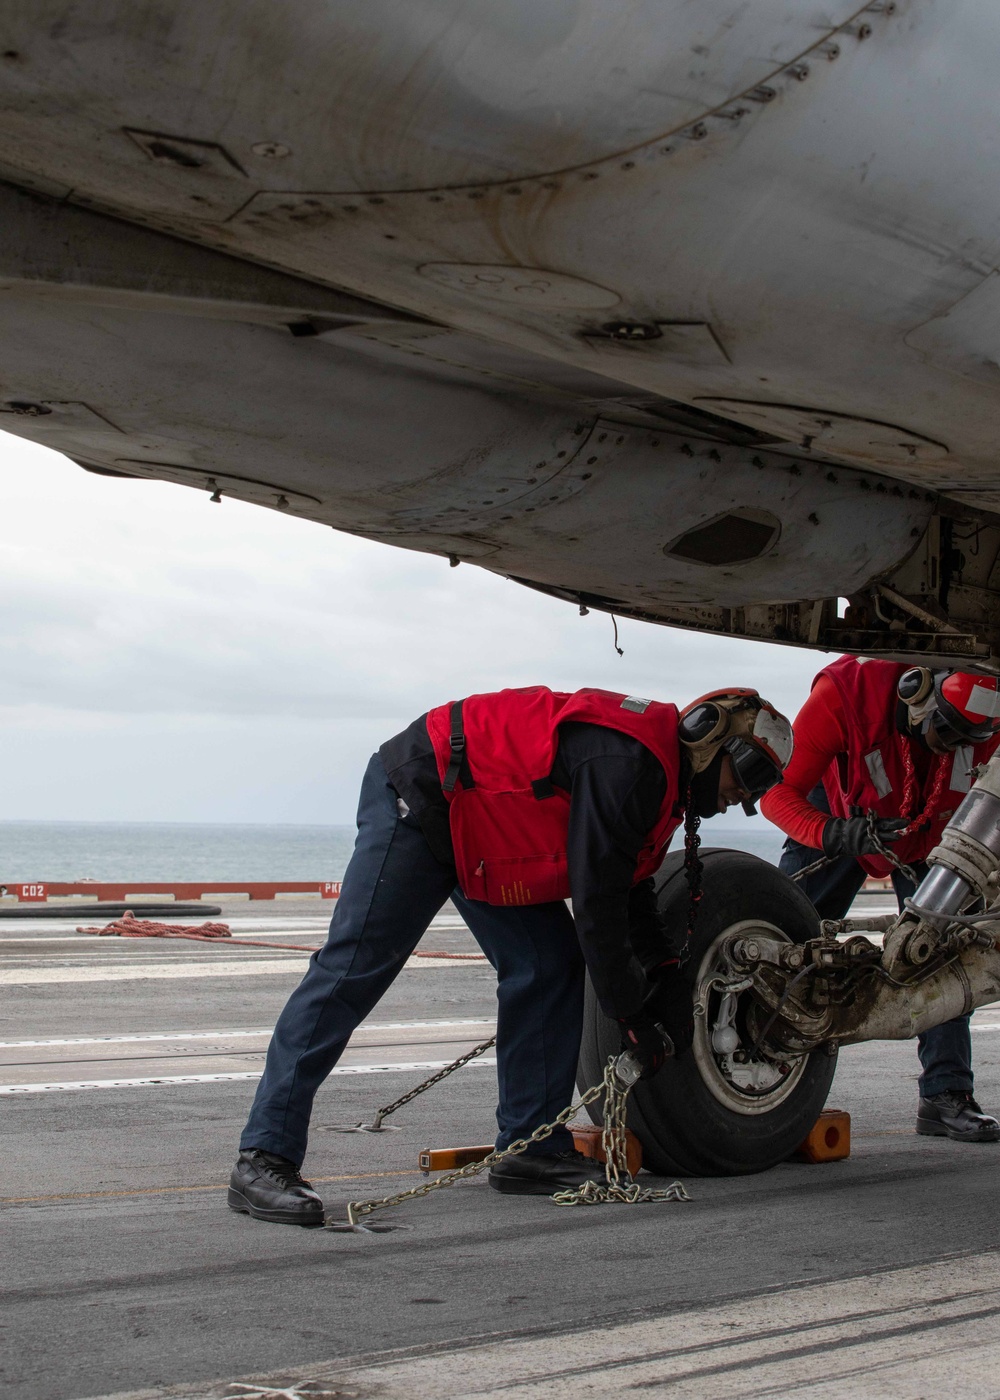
761;658;1000;1144
231;684;792;1224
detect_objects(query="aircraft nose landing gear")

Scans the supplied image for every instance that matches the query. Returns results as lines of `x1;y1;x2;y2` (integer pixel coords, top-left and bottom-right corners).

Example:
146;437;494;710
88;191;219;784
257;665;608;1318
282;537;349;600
579;849;838;1177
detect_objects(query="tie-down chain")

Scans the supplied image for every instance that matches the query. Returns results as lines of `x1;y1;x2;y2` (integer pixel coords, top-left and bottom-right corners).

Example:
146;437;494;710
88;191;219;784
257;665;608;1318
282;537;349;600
326;1055;691;1234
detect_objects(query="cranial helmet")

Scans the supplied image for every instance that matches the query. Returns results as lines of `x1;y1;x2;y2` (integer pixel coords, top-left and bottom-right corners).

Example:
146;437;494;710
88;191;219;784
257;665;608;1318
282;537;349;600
678;688;794;809
898;668;1000;747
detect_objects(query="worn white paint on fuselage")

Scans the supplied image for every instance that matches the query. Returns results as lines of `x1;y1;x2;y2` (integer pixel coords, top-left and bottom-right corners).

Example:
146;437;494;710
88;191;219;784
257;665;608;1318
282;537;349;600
0;2;998;637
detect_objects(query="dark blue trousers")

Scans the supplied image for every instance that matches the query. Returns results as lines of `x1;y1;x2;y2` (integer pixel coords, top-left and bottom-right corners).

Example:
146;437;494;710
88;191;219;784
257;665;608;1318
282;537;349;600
779;811;973;1098
241;755;585;1165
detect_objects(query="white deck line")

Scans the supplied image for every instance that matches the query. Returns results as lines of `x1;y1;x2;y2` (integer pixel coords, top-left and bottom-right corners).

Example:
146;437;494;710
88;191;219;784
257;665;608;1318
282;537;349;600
4;1017;990;1052
0;958;308;985
0;953;478;985
0;1019;495;1049
0;1058;497;1094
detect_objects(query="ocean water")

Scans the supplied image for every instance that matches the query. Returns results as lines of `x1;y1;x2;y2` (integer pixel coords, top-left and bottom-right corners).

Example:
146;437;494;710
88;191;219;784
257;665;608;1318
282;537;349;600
0;822;359;883
697;827;787;867
0;820;787;883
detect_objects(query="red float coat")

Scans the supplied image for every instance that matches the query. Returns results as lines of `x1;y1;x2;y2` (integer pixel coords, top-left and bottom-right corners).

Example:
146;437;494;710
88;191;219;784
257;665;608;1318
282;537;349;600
425;686;682;905
760;657;1000;877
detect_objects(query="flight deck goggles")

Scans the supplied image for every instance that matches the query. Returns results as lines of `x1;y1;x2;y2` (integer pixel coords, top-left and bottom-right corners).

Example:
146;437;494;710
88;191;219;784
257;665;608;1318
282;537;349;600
930;713;998;748
723;736;783;801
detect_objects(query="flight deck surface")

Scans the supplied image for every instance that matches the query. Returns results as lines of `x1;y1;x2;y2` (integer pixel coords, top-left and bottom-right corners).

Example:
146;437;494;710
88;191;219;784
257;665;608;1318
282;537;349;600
5;895;1000;1399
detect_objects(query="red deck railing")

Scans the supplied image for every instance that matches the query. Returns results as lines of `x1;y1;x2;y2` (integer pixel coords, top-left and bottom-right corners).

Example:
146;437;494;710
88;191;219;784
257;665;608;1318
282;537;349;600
0;881;342;903
0;873;893;905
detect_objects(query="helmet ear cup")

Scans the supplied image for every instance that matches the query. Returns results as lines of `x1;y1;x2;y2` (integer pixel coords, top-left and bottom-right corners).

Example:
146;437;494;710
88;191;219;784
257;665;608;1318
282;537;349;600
678;701;730;748
898;667;934;707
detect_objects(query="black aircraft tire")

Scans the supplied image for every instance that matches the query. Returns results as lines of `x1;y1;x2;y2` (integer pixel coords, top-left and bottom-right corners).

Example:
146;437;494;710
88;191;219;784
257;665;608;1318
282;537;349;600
577;848;837;1177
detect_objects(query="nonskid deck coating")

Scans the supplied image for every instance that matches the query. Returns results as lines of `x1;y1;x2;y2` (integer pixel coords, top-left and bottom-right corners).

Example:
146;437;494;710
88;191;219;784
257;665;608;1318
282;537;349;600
6;894;1000;1400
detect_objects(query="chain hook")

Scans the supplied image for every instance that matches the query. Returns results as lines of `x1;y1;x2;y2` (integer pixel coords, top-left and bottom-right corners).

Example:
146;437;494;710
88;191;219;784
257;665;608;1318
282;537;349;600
318;1036;497;1134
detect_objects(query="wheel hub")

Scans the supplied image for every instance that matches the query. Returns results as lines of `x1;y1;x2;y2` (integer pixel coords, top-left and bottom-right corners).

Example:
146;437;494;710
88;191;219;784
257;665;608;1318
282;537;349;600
693;919;810;1115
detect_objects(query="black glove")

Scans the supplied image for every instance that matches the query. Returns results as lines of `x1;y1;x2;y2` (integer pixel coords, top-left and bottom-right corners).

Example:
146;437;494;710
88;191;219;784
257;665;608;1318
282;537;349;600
617;1012;672;1080
642;959;694;1058
821;816;908;859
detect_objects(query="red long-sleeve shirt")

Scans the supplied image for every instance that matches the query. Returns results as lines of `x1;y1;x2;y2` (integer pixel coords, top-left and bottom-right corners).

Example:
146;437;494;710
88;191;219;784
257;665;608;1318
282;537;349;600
760;674;932;850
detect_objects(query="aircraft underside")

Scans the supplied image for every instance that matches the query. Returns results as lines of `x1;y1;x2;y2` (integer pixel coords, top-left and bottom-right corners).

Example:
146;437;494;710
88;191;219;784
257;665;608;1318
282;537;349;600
3;1;1000;666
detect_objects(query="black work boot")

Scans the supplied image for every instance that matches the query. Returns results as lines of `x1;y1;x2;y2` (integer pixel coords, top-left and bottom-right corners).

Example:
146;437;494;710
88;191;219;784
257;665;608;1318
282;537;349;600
228;1149;325;1225
489;1149;609;1196
916;1091;1000;1143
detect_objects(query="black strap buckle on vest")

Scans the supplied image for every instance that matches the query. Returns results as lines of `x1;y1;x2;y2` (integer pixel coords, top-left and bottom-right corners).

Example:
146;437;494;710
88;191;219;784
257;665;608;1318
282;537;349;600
531;776;557;800
442;700;475;793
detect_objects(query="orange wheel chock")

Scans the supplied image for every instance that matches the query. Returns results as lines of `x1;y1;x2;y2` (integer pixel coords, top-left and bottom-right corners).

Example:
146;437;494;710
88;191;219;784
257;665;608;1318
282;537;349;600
418;1125;643;1176
569;1123;643;1177
418;1144;493;1173
793;1108;851;1163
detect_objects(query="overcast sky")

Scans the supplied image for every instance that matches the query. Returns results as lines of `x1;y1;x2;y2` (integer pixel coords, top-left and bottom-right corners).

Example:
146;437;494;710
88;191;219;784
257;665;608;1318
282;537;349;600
0;428;822;824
